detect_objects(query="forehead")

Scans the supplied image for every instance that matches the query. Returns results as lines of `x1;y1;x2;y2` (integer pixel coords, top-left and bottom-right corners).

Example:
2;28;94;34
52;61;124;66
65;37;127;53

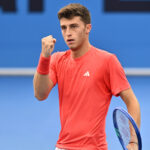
60;16;84;26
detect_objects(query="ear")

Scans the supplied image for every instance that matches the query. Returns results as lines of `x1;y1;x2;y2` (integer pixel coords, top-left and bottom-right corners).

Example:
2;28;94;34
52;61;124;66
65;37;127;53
86;24;92;34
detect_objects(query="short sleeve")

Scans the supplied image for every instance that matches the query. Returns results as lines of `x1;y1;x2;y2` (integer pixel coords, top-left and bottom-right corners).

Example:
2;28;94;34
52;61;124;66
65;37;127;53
49;53;58;86
108;54;130;96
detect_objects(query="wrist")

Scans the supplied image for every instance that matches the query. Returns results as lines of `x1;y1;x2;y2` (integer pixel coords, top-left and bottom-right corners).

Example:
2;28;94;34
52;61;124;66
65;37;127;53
37;54;51;75
129;141;138;145
41;52;51;58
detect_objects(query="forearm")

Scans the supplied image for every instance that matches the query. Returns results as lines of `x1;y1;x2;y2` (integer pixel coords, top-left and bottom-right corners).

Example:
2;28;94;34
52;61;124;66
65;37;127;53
33;71;53;100
127;99;141;144
120;88;141;129
120;88;141;146
126;97;141;129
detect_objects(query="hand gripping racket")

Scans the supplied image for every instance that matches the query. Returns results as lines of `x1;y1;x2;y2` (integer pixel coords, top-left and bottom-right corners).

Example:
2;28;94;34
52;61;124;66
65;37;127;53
113;107;142;150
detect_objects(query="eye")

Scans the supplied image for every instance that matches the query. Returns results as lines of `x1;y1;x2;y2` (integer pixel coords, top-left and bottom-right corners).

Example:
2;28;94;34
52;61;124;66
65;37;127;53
70;24;79;29
61;26;67;30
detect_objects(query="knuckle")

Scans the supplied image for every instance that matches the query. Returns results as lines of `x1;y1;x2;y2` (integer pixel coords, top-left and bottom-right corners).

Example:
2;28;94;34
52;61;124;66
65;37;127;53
48;35;53;38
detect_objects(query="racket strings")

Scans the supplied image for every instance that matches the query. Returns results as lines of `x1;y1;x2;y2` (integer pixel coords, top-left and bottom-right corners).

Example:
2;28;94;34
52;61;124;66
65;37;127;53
116;111;138;147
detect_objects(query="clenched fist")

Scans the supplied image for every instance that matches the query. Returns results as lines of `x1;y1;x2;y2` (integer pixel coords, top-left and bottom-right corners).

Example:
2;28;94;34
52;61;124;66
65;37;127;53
41;35;56;57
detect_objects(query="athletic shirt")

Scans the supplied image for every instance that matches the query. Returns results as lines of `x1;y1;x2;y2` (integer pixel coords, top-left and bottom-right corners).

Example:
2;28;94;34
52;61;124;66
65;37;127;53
49;46;130;150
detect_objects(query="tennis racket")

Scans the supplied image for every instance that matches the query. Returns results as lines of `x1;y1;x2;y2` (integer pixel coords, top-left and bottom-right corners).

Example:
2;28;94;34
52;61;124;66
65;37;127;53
113;107;142;150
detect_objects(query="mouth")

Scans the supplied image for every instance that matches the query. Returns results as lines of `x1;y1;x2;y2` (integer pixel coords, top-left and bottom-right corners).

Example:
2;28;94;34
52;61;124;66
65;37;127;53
67;39;75;44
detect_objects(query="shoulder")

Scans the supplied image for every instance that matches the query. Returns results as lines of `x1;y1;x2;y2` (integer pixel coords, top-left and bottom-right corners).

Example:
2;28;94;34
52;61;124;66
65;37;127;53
51;50;68;58
51;50;71;63
91;46;115;60
91;46;122;69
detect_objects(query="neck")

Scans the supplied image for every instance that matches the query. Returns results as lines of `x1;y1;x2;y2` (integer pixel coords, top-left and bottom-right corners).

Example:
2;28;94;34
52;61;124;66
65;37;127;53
71;41;91;59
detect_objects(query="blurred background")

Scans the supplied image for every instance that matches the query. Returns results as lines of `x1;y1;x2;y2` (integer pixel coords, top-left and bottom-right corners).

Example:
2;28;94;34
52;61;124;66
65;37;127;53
0;0;150;150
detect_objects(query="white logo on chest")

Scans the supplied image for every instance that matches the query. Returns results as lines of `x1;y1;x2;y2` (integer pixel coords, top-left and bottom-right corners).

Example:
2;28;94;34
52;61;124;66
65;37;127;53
83;71;90;77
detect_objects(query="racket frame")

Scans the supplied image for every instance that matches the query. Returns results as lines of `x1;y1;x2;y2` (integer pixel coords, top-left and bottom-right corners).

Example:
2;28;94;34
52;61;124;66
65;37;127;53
113;107;142;150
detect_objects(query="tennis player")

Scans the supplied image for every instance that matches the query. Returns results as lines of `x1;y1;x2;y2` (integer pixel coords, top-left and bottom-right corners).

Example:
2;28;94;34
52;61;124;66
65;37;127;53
33;3;141;150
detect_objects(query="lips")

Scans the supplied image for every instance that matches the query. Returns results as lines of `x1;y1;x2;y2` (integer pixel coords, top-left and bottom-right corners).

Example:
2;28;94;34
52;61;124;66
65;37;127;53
66;39;75;45
67;39;75;42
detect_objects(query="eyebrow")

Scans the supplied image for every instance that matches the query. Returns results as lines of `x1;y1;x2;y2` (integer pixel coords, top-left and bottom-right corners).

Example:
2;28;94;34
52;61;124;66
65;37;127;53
61;23;79;28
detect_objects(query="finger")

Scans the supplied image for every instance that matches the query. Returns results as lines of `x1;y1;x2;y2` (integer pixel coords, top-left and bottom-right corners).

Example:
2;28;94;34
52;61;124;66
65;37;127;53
46;38;56;44
44;41;54;49
52;38;56;43
47;35;53;40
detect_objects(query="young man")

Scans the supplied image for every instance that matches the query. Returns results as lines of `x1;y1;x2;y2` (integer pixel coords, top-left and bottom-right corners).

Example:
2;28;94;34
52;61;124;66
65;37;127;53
33;3;141;150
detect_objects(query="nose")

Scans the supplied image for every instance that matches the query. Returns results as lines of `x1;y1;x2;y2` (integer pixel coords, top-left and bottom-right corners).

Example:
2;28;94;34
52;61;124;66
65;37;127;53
66;27;72;37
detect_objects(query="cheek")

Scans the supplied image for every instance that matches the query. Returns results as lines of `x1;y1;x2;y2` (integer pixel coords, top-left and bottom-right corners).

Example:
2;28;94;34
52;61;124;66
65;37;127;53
77;29;86;38
61;31;66;38
78;31;86;41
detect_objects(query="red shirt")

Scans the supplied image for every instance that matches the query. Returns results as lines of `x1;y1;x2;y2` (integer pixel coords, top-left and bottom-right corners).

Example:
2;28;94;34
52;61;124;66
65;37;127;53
49;46;130;150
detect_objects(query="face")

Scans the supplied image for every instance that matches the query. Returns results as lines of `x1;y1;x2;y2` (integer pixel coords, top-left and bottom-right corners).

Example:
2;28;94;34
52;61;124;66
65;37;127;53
60;16;91;50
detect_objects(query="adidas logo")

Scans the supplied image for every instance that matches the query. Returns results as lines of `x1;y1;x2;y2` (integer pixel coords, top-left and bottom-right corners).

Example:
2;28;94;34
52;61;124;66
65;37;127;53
83;71;90;77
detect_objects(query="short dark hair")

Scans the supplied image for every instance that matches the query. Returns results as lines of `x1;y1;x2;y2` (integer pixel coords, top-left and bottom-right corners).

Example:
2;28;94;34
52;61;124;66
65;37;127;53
57;3;91;24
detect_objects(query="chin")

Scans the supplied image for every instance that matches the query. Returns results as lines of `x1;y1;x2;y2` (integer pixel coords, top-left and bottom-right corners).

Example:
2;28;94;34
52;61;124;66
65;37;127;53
68;45;78;51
